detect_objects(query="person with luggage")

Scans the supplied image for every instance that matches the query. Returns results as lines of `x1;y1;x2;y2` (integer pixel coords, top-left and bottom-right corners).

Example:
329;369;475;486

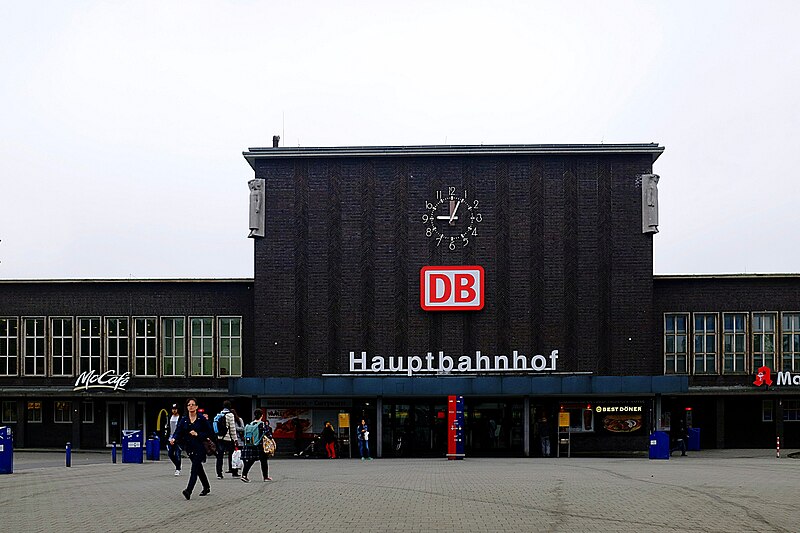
214;400;239;478
166;403;182;475
240;408;273;482
357;419;372;460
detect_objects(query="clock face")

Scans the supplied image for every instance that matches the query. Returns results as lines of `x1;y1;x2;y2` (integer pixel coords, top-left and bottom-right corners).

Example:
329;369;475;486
423;186;483;250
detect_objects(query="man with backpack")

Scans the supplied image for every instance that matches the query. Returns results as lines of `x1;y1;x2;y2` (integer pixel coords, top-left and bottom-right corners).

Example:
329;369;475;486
214;400;239;478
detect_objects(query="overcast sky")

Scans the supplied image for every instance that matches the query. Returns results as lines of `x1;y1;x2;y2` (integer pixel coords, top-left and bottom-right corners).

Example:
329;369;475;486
1;1;798;279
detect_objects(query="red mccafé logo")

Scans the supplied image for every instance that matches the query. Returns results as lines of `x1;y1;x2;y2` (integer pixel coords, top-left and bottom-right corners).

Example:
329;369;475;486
420;266;484;311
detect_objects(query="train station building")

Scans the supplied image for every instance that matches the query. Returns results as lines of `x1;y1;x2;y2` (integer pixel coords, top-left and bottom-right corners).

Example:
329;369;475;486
1;143;798;456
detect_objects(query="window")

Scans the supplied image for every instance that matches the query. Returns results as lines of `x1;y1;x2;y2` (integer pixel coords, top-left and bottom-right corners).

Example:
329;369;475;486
2;401;17;423
24;318;46;376
0;318;18;376
693;313;717;374
752;313;776;371
664;313;688;374
190;317;213;376
54;401;72;423
79;317;102;373
784;400;800;422
723;313;748;373
763;400;773;422
106;318;129;374
51;317;74;376
134;317;157;376
218;317;242;377
782;313;800;372
81;401;94;423
162;317;185;377
27;401;42;423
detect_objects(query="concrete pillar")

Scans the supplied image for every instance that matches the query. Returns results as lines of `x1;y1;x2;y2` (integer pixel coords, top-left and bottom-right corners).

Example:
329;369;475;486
523;396;530;457
376;396;383;458
715;397;725;449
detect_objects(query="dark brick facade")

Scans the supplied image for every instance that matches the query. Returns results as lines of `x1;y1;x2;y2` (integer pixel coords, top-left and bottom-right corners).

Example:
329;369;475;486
0;279;254;388
250;146;662;377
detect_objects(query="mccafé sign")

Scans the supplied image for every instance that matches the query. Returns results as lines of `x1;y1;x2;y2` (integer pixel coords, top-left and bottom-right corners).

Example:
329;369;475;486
74;370;131;392
420;266;484;311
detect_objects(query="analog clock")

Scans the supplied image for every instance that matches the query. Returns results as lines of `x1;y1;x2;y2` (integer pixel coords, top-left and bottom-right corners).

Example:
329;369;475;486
423;186;482;250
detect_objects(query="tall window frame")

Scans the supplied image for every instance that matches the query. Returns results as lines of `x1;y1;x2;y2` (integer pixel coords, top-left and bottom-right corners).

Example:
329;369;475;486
27;400;42;423
723;312;748;373
24;317;46;376
134;317;158;376
50;317;74;377
664;313;689;374
752;312;777;371
162;317;186;377
189;317;213;376
781;313;800;372
218;317;242;377
693;313;717;374
54;400;72;424
78;317;102;373
2;400;17;423
0;317;19;376
106;317;130;375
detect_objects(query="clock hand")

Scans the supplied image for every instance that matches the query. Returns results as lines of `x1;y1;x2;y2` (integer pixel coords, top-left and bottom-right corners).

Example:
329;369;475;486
448;200;462;225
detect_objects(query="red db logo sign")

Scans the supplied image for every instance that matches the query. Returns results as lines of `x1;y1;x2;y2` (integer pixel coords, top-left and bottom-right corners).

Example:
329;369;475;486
420;266;484;311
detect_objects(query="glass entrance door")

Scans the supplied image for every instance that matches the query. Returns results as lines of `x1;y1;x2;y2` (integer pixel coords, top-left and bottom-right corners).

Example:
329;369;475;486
106;401;127;446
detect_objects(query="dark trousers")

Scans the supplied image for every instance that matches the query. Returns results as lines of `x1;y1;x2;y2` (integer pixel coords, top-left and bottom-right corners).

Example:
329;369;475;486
242;448;270;479
216;440;237;476
167;442;181;470
186;453;209;494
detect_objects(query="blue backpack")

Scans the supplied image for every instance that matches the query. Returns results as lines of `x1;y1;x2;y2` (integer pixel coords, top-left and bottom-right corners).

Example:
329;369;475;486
244;421;263;446
213;412;228;437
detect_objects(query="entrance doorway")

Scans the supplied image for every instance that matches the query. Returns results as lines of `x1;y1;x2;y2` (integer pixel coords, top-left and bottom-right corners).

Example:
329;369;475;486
107;402;126;446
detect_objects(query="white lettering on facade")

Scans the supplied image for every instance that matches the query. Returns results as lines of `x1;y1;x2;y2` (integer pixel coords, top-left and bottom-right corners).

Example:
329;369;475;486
775;372;800;386
73;370;131;392
348;349;560;376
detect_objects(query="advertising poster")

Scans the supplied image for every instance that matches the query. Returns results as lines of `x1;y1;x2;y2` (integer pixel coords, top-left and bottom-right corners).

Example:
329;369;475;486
266;408;313;439
595;404;644;434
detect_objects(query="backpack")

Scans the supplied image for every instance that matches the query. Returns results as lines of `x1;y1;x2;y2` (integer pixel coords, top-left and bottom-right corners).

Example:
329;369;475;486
244;421;263;446
213;412;228;437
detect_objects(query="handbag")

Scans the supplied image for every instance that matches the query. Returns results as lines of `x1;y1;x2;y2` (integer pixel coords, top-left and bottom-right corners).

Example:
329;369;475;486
262;437;277;457
231;449;243;469
203;438;217;456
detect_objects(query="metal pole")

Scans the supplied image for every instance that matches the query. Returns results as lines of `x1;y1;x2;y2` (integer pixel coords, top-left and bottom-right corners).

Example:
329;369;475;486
112;441;117;463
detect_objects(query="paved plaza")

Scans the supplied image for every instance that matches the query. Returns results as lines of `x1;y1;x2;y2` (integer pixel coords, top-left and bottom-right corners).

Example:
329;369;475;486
1;450;798;532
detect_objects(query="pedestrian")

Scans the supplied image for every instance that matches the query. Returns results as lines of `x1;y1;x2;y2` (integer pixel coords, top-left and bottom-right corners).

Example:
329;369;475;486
321;421;337;459
173;398;213;500
537;416;551;457
671;421;688;456
214;400;239;478
357;418;372;460
231;407;245;448
240;408;273;482
166;403;182;475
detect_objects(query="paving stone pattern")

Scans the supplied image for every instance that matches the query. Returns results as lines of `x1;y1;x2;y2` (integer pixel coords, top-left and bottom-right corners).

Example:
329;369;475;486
1;451;798;532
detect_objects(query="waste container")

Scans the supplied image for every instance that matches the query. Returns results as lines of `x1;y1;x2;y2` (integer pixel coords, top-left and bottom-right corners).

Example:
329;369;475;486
0;426;12;474
649;431;670;460
146;434;160;461
122;429;143;463
687;428;700;451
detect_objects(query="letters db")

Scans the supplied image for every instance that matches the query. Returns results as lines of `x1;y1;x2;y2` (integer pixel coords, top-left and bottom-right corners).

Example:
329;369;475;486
420;266;484;311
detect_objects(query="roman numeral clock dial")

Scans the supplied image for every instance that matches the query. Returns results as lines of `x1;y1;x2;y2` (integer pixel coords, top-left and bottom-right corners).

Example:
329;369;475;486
423;187;482;250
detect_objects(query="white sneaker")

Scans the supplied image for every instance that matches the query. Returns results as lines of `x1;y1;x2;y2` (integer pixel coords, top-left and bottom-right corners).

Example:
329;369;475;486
174;469;181;476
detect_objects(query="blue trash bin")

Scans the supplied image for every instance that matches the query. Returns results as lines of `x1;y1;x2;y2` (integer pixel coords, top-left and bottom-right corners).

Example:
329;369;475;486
146;435;160;461
649;431;670;460
0;426;13;474
687;428;700;451
122;430;143;463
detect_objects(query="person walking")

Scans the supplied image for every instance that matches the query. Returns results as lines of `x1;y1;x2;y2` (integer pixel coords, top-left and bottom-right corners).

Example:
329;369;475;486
215;400;239;478
537;416;551;458
321;421;337;459
166;403;182;475
173;398;213;500
357;419;372;460
240;408;274;482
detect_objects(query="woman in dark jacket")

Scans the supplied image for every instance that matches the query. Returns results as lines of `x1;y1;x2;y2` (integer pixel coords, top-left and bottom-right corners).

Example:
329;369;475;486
174;398;213;499
321;421;337;459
